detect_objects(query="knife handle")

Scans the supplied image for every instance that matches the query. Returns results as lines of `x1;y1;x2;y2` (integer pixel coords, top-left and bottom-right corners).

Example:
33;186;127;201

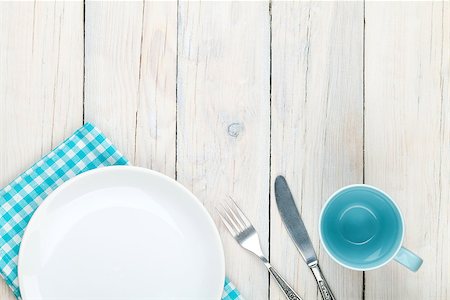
268;265;303;300
310;264;336;300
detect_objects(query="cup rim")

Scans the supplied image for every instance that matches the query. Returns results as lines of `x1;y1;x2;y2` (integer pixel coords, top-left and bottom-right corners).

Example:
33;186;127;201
319;184;405;271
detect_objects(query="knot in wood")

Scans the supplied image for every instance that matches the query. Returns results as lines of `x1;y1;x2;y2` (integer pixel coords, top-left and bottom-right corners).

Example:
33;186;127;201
227;123;243;138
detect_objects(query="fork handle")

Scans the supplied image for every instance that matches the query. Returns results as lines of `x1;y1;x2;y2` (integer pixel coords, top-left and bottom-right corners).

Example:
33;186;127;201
310;264;336;300
268;265;303;300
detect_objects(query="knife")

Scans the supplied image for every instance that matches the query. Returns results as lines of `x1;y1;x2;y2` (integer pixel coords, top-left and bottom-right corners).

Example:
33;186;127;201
275;175;336;300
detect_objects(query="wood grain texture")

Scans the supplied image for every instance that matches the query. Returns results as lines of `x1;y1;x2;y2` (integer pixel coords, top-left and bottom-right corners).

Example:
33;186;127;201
176;2;270;299
0;2;83;299
84;1;144;162
365;2;449;299
85;1;177;176
134;2;177;177
271;2;364;300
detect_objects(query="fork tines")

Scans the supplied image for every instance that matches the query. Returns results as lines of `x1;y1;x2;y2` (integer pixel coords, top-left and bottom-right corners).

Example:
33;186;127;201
217;196;252;237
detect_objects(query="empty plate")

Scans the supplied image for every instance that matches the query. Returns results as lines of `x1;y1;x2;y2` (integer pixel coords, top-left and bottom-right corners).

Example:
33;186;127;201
18;166;225;300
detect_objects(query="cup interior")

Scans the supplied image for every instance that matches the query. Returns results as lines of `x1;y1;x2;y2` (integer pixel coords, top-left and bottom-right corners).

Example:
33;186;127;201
320;185;403;270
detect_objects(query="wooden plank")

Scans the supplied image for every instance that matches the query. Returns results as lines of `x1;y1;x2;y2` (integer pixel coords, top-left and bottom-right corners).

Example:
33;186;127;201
365;2;449;299
85;1;177;176
0;1;83;299
84;1;143;162
177;2;270;299
134;2;177;177
271;2;364;300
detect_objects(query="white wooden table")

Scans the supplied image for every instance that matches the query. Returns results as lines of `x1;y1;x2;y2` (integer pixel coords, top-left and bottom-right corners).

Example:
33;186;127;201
1;2;449;300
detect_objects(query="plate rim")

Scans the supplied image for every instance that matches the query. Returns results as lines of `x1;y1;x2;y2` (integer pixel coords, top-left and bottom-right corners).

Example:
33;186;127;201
18;165;225;299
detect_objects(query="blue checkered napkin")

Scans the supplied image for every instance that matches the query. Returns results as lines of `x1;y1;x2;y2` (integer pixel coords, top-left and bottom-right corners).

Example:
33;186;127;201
0;123;128;297
0;123;243;300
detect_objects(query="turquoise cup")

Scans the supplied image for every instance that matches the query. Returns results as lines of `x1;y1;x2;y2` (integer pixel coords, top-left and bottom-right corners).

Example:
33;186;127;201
319;184;423;272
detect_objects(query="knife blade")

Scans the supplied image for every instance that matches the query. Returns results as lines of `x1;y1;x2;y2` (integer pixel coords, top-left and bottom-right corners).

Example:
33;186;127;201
275;175;336;300
274;175;317;266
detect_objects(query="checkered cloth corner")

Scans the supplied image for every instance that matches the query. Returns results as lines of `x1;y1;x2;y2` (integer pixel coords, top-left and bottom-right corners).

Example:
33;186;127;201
0;123;243;300
223;278;243;300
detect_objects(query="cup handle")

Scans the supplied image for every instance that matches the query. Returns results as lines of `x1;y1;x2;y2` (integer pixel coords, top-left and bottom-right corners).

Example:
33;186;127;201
394;246;423;272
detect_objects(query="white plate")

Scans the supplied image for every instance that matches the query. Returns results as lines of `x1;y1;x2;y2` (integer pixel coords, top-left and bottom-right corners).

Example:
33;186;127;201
18;166;225;300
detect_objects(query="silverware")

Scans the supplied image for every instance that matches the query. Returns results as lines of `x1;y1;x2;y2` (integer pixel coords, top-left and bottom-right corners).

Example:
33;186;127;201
275;175;336;300
218;197;303;300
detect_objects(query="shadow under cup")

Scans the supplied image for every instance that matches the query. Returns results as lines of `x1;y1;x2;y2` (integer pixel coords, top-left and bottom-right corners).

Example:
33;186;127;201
320;185;403;270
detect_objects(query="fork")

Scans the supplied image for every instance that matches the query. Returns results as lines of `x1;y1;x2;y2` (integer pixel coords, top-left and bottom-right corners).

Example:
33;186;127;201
218;197;303;300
